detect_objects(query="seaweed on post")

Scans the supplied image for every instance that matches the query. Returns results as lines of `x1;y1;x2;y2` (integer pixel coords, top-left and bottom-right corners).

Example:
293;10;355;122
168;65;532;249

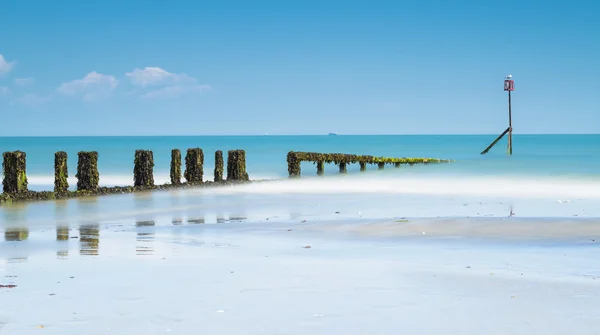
287;151;301;178
170;149;181;185
54;151;68;193
184;148;204;184
134;150;155;187
76;151;99;191
316;160;324;176
339;161;347;174
214;150;224;182
227;149;249;181
2;151;28;194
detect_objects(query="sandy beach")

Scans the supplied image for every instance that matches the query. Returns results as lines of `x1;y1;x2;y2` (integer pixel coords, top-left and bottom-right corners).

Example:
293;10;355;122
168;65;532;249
1;181;600;334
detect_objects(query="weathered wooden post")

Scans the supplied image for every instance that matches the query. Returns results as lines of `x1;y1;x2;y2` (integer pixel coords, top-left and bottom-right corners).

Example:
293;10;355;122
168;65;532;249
227;150;249;181
2;151;28;193
394;162;401;168
378;162;385;170
339;161;347;174
214;150;224;182
54;151;68;193
359;162;367;172
287;151;300;178
134;150;155;187
76;151;99;191
316;160;324;176
170;149;181;185
184;148;204;184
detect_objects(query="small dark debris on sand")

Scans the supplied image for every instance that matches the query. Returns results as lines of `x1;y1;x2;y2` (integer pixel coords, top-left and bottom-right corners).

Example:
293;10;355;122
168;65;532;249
0;285;17;288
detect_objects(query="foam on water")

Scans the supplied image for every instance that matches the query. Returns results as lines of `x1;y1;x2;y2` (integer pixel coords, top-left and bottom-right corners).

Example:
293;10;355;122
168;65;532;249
205;173;600;200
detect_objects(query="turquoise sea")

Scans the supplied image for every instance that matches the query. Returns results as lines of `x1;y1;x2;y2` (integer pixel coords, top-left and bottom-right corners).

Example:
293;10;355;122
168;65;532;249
1;134;599;221
1;135;599;189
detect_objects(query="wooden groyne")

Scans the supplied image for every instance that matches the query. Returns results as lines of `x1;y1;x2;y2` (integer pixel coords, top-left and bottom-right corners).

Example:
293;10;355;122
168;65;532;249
286;151;452;177
0;149;251;204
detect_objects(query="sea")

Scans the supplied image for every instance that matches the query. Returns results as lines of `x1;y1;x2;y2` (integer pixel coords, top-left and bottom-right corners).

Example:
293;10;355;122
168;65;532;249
0;134;599;222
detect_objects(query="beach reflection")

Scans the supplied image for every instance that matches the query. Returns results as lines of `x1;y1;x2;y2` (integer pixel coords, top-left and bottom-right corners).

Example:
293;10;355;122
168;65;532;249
135;220;155;256
57;225;69;259
4;227;29;241
79;224;100;256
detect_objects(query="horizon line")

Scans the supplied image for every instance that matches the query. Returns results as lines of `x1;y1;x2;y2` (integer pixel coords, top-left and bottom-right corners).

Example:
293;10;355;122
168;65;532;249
0;133;599;138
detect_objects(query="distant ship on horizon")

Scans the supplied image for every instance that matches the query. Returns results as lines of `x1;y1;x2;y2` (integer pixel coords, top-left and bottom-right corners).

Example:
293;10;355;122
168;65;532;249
328;132;338;136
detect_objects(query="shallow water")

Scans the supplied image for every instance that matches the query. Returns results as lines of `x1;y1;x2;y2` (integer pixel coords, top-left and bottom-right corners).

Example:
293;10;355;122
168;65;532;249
1;214;600;334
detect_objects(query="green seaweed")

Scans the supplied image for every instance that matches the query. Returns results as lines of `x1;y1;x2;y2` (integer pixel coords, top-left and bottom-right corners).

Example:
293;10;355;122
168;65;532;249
170;149;181;185
2;151;28;193
184;148;204;184
134;150;155;187
214;150;224;182
54;151;69;193
227;150;249;181
75;151;99;191
286;151;452;177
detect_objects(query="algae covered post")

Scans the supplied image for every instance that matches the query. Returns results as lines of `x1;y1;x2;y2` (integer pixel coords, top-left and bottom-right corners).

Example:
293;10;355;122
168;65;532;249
214;150;224;182
287;151;301;178
338;161;347;174
54;151;69;193
76;151;99;191
184;148;204;184
316;160;324;176
134;150;155;187
227;150;249;181
170;149;181;185
2;151;28;193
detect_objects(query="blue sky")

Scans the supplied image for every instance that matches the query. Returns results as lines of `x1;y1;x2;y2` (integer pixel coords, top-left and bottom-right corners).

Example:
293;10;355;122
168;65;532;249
0;0;598;136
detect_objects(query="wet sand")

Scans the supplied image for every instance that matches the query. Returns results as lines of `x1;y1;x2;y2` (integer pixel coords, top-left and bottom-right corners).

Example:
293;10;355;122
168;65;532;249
1;179;600;334
1;215;600;334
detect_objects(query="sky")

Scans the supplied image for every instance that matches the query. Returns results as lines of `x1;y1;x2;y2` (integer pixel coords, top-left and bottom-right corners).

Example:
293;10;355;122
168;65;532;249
0;0;598;136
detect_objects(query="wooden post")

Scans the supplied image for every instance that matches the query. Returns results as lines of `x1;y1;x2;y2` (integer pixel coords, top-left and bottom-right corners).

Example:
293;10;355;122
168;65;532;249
76;151;99;191
170;149;181;185
54;151;69;193
214;150;224;182
2;151;28;193
227;150;249;181
359;162;367;172
133;150;155;187
378;162;385;170
316;161;324;176
394;162;401;168
287;151;301;178
339;162;347;174
184;148;204;184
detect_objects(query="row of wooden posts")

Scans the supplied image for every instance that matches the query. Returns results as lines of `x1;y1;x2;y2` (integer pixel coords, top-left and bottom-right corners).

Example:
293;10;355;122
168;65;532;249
1;149;249;194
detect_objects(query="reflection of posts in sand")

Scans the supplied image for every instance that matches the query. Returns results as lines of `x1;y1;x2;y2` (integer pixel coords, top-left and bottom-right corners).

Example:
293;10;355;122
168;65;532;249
4;227;29;241
56;225;69;259
135;220;155;256
228;213;247;222
79;224;100;256
187;217;205;224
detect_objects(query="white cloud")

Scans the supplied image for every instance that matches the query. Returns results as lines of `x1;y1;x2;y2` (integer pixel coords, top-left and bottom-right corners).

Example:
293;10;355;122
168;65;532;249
14;77;35;86
126;67;196;87
0;54;16;76
57;71;118;101
141;84;212;99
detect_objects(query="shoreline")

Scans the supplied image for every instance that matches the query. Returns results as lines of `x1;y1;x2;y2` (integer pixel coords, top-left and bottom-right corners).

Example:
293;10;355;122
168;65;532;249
0;179;277;205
